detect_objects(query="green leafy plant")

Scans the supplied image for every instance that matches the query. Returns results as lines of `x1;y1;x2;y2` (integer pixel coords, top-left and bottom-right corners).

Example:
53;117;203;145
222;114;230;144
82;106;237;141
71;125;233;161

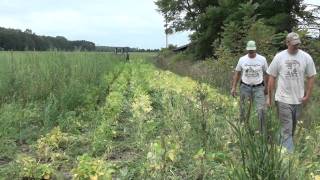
72;154;114;180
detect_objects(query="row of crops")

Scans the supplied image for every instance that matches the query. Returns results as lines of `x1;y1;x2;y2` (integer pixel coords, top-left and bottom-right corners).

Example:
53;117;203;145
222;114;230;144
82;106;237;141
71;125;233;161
0;52;319;179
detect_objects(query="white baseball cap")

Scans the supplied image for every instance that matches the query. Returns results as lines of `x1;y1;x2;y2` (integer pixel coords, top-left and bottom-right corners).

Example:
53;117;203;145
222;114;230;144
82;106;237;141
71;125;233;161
286;32;301;45
246;40;256;51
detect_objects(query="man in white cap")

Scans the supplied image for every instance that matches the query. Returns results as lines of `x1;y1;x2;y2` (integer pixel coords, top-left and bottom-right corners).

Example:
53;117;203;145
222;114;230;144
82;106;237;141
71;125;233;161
267;32;317;152
231;40;269;132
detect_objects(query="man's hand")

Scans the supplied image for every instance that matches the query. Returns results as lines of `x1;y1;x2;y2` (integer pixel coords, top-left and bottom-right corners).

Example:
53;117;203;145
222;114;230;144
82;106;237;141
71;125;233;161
301;95;309;105
264;88;268;95
266;75;276;108
231;88;237;97
266;97;272;107
231;71;241;97
302;76;315;105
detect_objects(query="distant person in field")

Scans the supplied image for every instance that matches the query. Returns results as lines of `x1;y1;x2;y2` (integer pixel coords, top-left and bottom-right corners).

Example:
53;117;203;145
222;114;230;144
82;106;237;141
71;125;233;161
231;40;268;132
266;32;316;153
126;52;130;61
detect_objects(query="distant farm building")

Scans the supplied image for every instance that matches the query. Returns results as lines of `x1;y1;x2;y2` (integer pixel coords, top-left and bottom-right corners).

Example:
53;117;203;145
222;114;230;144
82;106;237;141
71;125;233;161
173;44;190;52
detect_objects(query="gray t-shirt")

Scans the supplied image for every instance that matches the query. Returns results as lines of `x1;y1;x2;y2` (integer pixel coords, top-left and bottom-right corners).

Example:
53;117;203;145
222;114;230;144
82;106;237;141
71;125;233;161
235;54;268;85
267;49;317;104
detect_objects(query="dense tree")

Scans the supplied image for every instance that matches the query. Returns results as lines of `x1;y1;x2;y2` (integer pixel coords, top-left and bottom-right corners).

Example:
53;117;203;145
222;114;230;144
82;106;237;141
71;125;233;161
155;0;315;58
71;40;95;51
0;27;157;52
0;27;95;51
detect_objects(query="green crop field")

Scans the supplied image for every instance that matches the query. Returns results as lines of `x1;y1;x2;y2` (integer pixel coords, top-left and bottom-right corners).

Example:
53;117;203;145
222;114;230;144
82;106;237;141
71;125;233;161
0;52;319;179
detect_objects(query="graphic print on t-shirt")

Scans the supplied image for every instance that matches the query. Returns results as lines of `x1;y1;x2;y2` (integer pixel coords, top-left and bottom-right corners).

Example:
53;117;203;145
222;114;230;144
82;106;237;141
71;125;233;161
244;64;260;78
285;60;300;78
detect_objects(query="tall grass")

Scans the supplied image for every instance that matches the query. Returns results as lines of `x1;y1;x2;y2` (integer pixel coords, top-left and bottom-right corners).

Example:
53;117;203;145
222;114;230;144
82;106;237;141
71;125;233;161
0;51;122;104
0;51;125;156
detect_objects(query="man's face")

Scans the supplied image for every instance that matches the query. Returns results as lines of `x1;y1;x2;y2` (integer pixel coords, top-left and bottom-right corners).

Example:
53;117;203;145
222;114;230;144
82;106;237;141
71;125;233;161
287;42;300;54
248;50;256;58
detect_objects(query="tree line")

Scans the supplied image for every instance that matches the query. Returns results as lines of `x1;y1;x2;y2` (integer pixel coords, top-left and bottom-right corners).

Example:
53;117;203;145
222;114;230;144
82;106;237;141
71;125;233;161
0;27;160;52
0;27;96;51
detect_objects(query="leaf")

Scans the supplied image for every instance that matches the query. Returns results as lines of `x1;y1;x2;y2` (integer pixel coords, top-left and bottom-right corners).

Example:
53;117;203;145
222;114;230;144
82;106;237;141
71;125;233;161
193;148;205;160
90;175;98;180
167;150;176;161
43;174;51;180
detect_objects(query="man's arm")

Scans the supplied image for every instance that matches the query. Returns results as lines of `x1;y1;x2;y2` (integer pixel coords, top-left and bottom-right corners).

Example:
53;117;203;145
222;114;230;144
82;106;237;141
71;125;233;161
302;75;315;104
266;75;276;106
231;71;241;97
263;59;269;95
263;73;268;95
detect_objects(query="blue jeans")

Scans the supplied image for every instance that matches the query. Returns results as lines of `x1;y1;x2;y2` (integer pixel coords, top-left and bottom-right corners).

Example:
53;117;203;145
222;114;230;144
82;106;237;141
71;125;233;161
240;83;266;133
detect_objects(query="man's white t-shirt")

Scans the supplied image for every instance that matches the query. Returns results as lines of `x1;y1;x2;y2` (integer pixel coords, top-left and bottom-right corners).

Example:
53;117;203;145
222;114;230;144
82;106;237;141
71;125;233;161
267;49;317;104
235;54;268;85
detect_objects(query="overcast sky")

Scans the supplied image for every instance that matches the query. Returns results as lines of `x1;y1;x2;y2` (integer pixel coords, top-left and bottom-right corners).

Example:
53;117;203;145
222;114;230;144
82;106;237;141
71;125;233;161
0;0;318;49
